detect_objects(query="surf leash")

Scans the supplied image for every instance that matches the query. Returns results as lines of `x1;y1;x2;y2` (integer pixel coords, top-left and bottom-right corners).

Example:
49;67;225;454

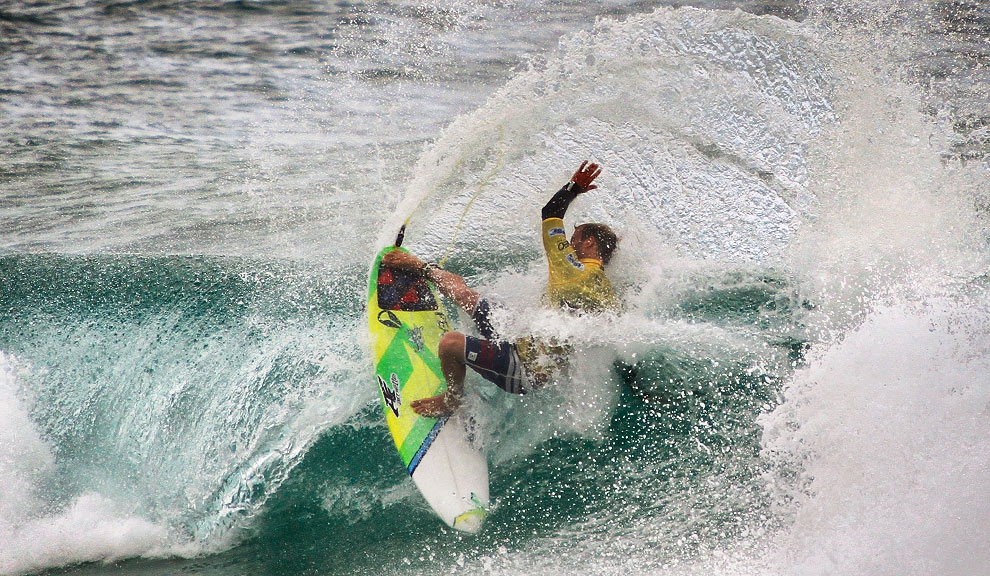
393;124;506;265
436;124;505;267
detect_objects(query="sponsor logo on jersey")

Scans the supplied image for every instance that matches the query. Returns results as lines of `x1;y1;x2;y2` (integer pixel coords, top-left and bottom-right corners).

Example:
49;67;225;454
548;227;566;237
566;253;585;270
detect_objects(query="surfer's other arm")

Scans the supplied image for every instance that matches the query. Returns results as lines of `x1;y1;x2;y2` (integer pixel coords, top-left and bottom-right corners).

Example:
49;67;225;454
382;250;480;313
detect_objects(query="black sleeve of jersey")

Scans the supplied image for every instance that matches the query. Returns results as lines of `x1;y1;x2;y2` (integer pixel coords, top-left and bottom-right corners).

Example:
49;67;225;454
542;182;583;220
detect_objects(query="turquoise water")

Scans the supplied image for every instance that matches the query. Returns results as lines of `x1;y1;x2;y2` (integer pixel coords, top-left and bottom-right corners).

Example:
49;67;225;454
1;1;987;575
1;253;795;575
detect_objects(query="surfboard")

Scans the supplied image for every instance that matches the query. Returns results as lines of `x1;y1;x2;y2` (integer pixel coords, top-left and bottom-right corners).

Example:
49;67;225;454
367;243;489;533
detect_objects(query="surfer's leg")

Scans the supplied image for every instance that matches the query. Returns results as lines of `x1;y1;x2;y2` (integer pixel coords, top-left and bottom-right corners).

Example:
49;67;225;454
463;336;526;395
411;329;527;417
438;331;467;397
470;299;500;340
411;331;467;417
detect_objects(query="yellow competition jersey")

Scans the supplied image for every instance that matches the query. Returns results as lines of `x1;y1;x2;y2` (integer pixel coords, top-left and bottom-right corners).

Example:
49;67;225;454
541;218;618;313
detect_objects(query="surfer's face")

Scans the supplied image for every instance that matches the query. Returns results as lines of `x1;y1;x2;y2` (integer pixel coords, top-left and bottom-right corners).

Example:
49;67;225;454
570;226;584;248
571;225;593;258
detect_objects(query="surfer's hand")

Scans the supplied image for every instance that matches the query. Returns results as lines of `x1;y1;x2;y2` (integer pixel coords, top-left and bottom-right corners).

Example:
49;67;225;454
411;391;459;417
382;249;423;271
569;161;601;193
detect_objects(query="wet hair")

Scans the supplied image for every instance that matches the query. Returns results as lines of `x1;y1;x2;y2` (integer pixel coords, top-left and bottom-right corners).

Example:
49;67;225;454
579;223;618;266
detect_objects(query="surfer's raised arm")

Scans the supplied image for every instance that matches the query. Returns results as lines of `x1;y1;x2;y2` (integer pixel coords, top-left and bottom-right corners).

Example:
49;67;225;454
540;161;619;311
542;160;602;220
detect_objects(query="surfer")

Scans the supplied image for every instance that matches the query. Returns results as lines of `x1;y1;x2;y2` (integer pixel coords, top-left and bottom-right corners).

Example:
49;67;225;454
383;161;619;417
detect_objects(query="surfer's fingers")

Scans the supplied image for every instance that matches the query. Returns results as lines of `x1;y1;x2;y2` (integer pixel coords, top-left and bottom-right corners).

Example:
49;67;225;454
581;163;601;183
572;161;601;186
572;160;591;181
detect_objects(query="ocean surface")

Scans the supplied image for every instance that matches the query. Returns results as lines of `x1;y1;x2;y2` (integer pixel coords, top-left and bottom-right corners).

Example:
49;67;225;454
1;1;988;575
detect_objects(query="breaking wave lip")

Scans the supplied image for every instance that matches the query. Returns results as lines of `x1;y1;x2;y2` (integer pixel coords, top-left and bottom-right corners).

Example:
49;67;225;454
0;255;373;573
0;351;173;576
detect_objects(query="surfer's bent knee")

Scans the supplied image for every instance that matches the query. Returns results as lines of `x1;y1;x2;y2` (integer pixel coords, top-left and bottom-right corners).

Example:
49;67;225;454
438;331;466;359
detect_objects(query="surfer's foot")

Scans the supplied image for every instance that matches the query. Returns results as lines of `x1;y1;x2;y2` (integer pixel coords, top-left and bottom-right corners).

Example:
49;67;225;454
411;391;459;417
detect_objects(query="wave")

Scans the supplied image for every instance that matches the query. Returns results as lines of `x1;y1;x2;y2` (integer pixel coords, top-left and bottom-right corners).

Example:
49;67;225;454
0;255;805;574
0;254;369;573
2;3;987;575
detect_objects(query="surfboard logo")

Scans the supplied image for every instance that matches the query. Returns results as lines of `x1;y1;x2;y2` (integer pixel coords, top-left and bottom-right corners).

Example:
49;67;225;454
377;309;402;329
407;325;425;352
436;311;450;333
378;373;402;417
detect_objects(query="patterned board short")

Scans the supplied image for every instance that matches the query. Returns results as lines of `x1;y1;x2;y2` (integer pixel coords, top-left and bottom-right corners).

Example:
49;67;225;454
463;299;527;395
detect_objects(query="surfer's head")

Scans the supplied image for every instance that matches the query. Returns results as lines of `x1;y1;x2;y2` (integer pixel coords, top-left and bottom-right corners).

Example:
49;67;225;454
572;223;618;265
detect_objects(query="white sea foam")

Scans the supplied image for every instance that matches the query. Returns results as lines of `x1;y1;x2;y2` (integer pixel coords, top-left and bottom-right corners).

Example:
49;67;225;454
459;293;989;576
410;2;988;574
760;293;990;576
0;352;171;576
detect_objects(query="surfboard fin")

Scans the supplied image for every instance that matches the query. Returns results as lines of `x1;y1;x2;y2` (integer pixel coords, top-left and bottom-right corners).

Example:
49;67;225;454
452;507;486;534
452;493;488;534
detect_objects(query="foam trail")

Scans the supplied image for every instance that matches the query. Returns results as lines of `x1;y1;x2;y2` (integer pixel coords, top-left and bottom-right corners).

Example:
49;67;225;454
384;7;833;267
